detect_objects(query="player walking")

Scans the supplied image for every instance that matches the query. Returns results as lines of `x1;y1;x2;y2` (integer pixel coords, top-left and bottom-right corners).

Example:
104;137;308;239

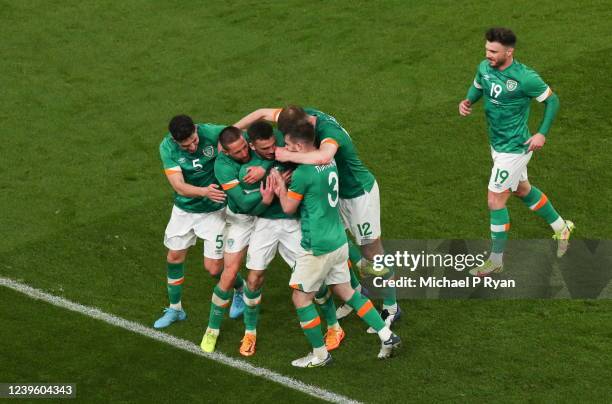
458;28;574;276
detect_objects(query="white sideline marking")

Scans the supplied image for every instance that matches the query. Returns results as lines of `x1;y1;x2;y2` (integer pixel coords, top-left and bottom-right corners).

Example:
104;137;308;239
0;277;360;404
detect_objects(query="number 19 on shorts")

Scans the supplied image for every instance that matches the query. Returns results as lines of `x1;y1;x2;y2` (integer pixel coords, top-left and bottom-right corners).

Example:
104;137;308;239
494;168;509;184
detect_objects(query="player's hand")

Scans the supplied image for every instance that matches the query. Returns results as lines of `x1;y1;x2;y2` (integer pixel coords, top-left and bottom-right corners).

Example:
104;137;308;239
270;169;284;195
202;184;226;203
524;133;546;152
275;147;291;162
243;166;265;184
458;99;472;116
260;176;276;205
280;169;294;185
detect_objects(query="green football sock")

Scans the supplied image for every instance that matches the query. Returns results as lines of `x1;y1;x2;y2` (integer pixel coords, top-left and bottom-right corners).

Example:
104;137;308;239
243;286;262;333
315;285;339;328
208;285;231;331
166;262;184;305
296;304;325;349
382;268;397;307
346;291;385;332
520;186;564;231
490;207;510;254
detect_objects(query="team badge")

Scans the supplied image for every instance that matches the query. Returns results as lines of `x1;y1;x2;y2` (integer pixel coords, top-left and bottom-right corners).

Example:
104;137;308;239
202;145;215;158
227;239;234;248
506;80;518;91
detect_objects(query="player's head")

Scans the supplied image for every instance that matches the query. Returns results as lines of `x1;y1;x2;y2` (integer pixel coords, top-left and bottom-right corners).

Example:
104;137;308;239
169;115;199;153
485;27;516;68
247;121;276;161
284;122;315;153
219;126;250;163
277;105;309;135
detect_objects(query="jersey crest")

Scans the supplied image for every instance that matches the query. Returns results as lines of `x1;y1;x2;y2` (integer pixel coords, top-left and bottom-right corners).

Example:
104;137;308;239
506;79;518;91
202;145;215;158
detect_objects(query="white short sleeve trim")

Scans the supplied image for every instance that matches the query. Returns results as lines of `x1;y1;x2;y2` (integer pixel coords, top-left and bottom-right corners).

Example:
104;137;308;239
536;86;552;102
473;79;482;89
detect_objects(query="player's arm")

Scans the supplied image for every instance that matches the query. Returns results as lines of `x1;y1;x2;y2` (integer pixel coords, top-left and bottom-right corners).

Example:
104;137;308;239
233;108;282;130
165;169;226;202
523;72;560;151
242;156;275;184
275;140;337;165
224;184;263;212
272;170;301;215
537;91;559;136
459;69;483;116
215;159;263;211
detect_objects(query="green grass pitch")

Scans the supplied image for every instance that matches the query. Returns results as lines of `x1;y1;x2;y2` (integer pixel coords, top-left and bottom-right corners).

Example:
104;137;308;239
1;0;611;402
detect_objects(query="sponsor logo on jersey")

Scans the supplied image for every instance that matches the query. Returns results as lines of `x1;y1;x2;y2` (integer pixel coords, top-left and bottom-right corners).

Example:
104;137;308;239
506;80;518;91
202;145;215;158
483;74;490;80
178;157;187;163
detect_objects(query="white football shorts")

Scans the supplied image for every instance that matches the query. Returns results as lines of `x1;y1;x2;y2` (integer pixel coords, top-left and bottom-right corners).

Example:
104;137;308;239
488;148;533;193
339;180;381;245
163;205;226;259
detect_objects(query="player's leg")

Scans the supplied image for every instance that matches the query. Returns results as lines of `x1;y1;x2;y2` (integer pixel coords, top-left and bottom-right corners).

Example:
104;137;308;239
274;217;345;351
326;244;400;359
239;269;264;356
239;217;280;356
153;248;189;328
154;206;198;329
340;181;400;323
336;238;366;319
514;180;575;257
471;151;520;276
314;284;345;350
201;211;254;353
288;250;333;368
197;208;246;320
201;248;247;353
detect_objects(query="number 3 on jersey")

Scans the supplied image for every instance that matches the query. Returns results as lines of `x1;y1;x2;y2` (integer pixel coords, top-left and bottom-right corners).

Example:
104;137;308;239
328;171;339;207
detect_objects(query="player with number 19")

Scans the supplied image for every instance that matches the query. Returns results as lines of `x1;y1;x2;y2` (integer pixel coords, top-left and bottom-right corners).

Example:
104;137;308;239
458;28;574;276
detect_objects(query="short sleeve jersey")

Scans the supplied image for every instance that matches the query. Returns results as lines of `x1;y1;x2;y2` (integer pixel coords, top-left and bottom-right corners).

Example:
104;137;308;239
288;160;347;256
473;59;552;153
304;108;376;199
159;123;225;213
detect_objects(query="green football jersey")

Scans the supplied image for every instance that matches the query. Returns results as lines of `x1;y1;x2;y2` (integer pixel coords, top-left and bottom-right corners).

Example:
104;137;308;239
159;123;225;213
288;161;347;256
304;108;375;199
473;59;552;153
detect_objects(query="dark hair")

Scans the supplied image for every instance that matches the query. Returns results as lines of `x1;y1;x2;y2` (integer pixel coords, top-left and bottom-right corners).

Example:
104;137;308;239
278;105;309;134
485;27;516;47
286;121;315;145
168;115;196;141
247;121;274;143
219;126;243;150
